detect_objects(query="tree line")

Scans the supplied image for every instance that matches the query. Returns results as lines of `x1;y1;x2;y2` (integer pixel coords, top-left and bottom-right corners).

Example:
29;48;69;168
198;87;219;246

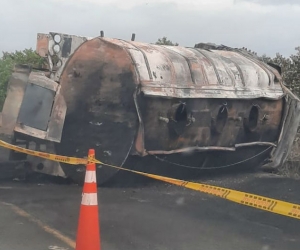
0;49;45;108
260;48;300;97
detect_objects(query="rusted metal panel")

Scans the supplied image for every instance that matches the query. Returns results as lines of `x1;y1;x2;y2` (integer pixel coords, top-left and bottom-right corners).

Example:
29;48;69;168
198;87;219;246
235;142;277;148
29;71;58;91
8;71;66;142
214;50;272;88
148;146;236;155
56;37;139;184
1;65;31;135
26;142;66;177
17;83;55;131
37;34;284;100
99;40;285;100
1;31;299;186
14;125;48;139
162;46;218;86
3;32;296;185
139;86;284;99
14;86;66;143
103;39;150;83
48;32;92;82
47;85;66;141
129;42;178;85
36;32;93;82
49;37;283;156
36;33;50;58
262;87;300;170
138;95;283;154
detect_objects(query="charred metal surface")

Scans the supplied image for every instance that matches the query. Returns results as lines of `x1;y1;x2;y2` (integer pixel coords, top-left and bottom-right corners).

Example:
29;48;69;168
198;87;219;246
262;87;300;170
36;32;93;82
83;39;284;157
36;33;50;58
26;141;66;177
235;142;277;148
0;66;67;177
1;65;31;135
47;85;66;141
138;97;283;154
114;41;284;100
18;83;55;131
29;71;58;91
51;36;291;184
13;71;66;142
1;32;299;185
56;38;139;184
148;146;236;155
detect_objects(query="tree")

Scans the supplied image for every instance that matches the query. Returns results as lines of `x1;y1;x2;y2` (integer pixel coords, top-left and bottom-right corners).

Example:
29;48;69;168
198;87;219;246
0;48;45;109
259;48;300;97
155;37;179;46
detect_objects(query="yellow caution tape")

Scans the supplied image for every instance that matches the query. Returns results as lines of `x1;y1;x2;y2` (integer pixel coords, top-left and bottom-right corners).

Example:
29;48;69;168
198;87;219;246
1;139;300;220
0;140;101;165
98;162;300;220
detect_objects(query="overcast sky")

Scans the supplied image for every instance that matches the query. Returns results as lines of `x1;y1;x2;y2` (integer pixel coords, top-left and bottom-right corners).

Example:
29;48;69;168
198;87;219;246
1;0;299;57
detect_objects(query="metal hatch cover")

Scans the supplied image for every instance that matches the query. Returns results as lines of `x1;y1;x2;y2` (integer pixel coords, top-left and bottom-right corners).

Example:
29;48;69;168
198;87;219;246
18;83;55;131
13;71;66;142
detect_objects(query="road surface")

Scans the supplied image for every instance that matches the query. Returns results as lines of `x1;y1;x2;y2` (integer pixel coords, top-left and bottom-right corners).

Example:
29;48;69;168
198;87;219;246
0;170;299;250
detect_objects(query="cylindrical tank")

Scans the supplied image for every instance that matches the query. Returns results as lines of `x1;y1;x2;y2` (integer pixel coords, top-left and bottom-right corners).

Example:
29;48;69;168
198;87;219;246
53;37;286;185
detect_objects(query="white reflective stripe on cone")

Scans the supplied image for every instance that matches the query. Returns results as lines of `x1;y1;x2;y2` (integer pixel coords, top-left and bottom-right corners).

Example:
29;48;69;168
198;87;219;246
84;171;97;183
81;193;98;205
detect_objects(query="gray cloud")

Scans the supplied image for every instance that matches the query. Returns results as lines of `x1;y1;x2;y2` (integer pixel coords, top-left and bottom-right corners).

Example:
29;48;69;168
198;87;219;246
0;0;300;57
235;0;300;5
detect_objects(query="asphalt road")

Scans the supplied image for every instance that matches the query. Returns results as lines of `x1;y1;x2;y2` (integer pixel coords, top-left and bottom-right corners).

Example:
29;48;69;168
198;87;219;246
0;170;300;250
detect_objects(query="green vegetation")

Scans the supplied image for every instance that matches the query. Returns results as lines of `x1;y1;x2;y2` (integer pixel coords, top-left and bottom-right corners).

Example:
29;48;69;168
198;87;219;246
155;37;179;46
260;47;300;97
0;48;45;109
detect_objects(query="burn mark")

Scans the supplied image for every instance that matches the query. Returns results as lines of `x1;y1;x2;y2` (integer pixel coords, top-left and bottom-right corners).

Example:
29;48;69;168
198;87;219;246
175;103;188;122
73;70;81;78
168;103;189;137
211;106;228;135
244;105;259;132
141;97;282;152
62;37;72;58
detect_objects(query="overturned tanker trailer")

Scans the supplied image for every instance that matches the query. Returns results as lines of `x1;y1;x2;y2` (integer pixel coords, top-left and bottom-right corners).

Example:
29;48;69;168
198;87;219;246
1;32;300;185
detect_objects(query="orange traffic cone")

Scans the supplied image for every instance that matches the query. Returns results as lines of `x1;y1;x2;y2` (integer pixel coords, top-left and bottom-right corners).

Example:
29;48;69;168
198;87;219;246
75;149;101;250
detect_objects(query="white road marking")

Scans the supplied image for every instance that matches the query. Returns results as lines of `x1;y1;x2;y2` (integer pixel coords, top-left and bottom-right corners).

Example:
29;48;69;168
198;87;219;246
48;246;70;250
0;186;13;189
1;202;76;249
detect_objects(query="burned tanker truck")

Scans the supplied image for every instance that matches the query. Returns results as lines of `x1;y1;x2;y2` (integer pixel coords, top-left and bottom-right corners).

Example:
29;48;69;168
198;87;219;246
0;32;299;185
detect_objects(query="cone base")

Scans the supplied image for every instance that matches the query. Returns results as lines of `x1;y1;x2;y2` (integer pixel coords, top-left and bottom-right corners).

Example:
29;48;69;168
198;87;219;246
76;205;100;250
